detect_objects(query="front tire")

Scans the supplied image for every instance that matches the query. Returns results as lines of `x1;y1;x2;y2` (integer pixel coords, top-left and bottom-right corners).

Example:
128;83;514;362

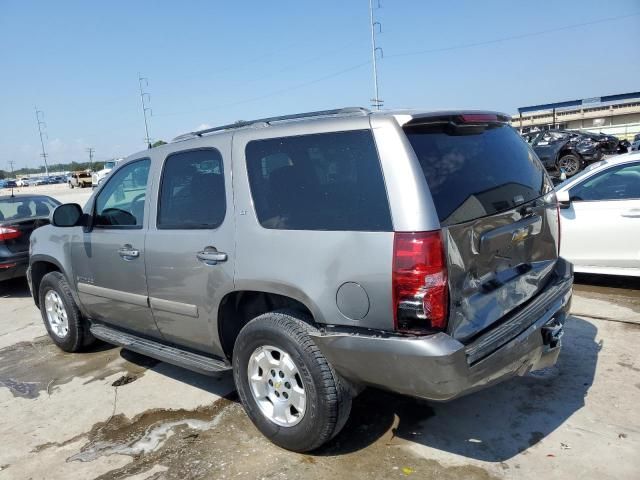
39;271;94;352
557;154;581;177
233;310;352;452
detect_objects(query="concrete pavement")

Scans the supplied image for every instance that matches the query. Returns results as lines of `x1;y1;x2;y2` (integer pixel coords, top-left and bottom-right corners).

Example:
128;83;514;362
1;274;638;479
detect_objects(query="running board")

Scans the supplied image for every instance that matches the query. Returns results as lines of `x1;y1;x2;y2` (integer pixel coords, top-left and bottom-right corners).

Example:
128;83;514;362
90;323;231;376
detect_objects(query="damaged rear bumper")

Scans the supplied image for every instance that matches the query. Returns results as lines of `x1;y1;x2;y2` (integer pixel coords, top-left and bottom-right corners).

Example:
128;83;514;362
313;258;573;401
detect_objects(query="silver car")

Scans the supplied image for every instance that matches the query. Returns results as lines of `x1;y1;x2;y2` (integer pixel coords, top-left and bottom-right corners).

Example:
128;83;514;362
28;108;572;451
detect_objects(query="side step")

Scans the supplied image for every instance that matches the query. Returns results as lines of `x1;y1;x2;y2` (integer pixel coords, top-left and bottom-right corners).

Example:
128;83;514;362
90;323;231;376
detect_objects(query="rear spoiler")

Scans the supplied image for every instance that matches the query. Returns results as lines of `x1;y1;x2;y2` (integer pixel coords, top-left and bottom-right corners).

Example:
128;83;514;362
404;111;511;128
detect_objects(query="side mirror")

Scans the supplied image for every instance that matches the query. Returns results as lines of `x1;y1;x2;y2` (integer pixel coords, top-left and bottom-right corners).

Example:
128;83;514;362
556;189;571;209
51;203;84;227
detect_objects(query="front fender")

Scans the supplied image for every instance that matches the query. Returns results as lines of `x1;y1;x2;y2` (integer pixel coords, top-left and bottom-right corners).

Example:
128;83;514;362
29;225;84;312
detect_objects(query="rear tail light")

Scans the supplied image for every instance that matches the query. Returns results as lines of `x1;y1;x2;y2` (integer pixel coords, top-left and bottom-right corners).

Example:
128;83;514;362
0;226;21;242
393;231;448;333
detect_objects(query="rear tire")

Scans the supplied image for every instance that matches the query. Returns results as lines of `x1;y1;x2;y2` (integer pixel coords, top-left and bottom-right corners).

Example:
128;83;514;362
233;310;352;452
39;271;95;352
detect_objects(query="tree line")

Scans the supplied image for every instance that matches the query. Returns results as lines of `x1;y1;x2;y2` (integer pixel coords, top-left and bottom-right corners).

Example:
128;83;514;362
0;161;106;179
0;140;168;179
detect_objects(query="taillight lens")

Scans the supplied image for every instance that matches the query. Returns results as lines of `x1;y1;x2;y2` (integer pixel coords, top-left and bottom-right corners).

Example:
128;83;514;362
0;226;21;242
393;231;448;333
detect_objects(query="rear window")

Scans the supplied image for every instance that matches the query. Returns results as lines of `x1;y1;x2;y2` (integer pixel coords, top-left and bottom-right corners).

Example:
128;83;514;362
245;130;392;231
405;123;547;226
0;197;59;221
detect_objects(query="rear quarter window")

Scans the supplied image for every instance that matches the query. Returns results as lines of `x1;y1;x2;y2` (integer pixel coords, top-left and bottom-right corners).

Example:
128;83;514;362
245;130;392;231
405;123;548;226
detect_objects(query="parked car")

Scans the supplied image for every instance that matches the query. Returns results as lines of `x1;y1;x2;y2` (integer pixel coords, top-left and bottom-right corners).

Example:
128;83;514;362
556;152;640;276
16;178;32;187
525;130;603;177
3;179;18;188
31;177;49;186
0;194;60;281
617;139;631;154
92;158;123;187
68;171;92;188
630;134;640;152
28;108;572;452
579;132;619;154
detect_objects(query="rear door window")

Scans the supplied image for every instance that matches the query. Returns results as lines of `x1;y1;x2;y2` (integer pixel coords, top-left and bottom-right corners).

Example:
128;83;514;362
405;123;548;226
245;130;392;231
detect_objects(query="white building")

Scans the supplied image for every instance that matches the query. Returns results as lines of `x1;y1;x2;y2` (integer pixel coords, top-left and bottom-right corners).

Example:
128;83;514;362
513;92;640;140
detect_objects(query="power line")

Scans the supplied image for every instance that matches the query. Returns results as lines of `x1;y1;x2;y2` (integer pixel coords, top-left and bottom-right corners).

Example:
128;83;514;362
138;74;153;148
368;0;383;110
86;147;95;171
34;107;50;177
157;60;371;117
386;12;640;59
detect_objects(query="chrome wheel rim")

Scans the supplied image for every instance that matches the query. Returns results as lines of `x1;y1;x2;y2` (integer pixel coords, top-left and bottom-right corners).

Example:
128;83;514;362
44;290;69;338
247;345;306;427
559;156;579;176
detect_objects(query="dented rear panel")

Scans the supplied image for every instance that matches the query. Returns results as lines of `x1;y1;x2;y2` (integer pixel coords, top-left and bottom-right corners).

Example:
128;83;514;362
403;115;560;341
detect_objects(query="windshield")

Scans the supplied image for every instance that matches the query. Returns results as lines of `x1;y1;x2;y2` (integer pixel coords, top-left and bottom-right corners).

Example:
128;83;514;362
104;161;116;169
405;123;549;226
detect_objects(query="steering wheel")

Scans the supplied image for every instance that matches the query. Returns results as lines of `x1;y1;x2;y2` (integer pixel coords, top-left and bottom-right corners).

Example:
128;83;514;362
100;208;137;226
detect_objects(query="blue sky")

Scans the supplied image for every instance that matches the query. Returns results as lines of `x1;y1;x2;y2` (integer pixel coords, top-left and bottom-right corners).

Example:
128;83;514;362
1;0;639;171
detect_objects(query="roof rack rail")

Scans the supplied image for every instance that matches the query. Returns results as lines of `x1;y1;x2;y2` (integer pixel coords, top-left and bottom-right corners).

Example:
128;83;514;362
172;107;370;142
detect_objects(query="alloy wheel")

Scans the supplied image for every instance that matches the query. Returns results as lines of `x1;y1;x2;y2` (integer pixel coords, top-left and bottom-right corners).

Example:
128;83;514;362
247;345;306;427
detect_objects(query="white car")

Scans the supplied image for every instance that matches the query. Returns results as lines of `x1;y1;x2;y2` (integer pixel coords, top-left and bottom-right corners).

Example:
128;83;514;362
92;158;123;187
556;152;640;276
16;178;31;187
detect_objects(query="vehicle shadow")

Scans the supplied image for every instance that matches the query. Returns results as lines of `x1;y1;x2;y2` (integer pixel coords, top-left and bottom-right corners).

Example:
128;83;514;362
120;348;235;397
574;272;640;290
318;315;600;462
0;277;32;299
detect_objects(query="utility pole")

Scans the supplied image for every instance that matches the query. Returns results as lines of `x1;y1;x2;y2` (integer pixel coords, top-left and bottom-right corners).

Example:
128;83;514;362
138;74;153;148
369;0;383;110
35;107;50;177
86;147;95;171
8;160;15;177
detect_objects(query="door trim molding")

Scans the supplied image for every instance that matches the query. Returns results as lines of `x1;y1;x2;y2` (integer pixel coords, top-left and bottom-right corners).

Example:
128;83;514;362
150;297;199;318
77;282;148;307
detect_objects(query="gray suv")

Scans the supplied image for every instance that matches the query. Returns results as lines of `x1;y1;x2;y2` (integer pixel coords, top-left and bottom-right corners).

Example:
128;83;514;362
28;108;572;452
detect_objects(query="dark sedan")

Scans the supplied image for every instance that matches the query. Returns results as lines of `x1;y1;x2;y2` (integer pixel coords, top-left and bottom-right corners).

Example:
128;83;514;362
0;194;60;281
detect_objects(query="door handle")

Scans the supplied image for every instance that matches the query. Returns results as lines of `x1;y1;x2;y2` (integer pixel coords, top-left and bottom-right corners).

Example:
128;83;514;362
621;209;640;218
196;247;227;265
118;244;140;260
